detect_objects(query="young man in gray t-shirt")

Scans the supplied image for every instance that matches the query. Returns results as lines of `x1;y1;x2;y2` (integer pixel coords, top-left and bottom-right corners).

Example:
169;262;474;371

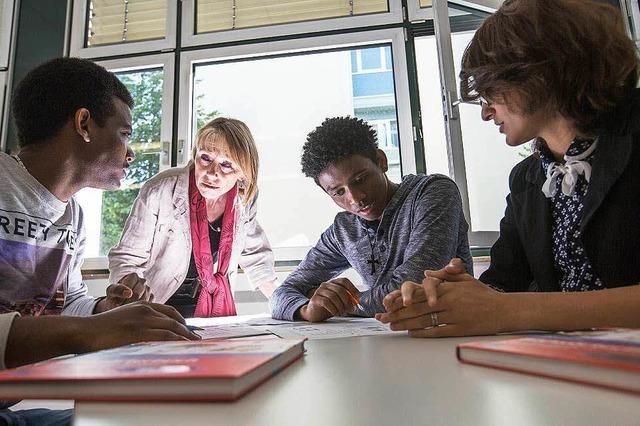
271;116;472;322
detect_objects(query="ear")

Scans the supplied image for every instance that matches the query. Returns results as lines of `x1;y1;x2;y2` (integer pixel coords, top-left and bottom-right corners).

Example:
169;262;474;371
74;108;92;143
375;149;389;172
237;176;247;190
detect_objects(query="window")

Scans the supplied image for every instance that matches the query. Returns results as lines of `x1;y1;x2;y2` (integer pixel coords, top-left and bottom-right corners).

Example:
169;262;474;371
351;46;392;73
629;0;640;46
415;30;528;236
180;30;412;259
61;0;508;266
70;0;177;58
75;55;174;260
0;71;6;142
407;0;433;21
195;0;389;34
86;0;167;46
408;1;499;23
181;0;403;47
0;0;14;69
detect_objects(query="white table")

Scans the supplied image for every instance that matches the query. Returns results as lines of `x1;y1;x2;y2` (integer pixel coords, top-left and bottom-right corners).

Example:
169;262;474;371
70;334;640;426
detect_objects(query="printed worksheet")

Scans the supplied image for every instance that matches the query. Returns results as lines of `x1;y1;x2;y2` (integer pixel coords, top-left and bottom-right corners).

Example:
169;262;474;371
267;317;395;340
193;323;271;340
187;315;274;340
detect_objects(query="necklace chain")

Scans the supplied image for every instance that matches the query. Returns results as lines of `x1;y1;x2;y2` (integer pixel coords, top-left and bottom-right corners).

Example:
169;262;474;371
11;155;27;171
363;177;393;275
366;229;381;275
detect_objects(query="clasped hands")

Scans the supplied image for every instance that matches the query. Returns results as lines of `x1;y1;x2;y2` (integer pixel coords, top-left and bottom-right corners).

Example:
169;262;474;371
375;259;507;337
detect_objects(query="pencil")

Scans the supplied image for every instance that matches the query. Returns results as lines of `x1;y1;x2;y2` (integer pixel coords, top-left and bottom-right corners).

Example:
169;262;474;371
347;290;364;311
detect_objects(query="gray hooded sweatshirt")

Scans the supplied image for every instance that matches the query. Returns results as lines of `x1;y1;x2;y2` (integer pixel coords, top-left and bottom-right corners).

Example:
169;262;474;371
270;174;472;320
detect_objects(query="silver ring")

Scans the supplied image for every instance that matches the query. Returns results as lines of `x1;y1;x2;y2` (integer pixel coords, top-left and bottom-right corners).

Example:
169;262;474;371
430;312;439;327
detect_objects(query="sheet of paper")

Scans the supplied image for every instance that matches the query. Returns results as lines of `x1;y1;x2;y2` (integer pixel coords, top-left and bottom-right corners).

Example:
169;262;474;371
187;314;291;328
267;317;394;340
242;317;294;327
186;313;273;328
193;323;271;340
186;314;277;340
186;314;394;340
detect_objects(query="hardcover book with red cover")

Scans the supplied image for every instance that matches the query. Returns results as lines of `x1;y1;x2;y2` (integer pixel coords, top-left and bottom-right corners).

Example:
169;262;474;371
457;329;640;394
0;338;306;401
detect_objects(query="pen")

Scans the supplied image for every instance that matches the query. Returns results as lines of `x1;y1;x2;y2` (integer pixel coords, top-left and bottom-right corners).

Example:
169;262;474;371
187;325;204;331
347;290;364;311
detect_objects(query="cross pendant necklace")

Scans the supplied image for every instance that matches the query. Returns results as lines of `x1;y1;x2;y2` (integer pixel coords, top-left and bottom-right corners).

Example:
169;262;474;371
367;252;380;274
366;224;382;275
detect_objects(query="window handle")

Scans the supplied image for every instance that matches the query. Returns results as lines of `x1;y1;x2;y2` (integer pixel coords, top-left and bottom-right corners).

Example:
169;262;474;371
177;139;186;165
161;141;170;167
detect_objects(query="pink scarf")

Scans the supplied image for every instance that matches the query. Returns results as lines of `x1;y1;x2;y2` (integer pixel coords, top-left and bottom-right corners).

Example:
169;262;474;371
189;170;237;317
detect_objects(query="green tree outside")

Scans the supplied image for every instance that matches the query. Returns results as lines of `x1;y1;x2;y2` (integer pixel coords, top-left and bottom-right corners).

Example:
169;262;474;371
99;69;163;254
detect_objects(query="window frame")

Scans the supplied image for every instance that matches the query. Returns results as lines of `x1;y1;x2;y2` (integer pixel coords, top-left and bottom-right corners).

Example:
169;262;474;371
177;28;415;260
429;0;498;247
407;0;435;21
181;0;404;48
369;119;397;149
0;71;6;146
97;53;176;171
80;53;176;270
178;28;415;172
407;0;499;22
0;0;15;69
69;0;177;59
628;0;640;43
353;46;392;74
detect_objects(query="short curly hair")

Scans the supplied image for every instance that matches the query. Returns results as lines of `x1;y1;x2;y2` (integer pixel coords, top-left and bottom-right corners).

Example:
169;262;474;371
301;116;378;182
12;57;134;147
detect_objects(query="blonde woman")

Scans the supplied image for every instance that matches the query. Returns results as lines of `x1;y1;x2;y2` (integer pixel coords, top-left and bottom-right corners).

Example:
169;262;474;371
109;118;278;317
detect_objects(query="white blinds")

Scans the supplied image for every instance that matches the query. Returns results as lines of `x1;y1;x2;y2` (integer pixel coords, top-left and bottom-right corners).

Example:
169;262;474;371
87;0;166;46
196;0;389;34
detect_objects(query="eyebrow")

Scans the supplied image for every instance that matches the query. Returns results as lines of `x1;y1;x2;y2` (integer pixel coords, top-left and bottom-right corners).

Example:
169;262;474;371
325;168;368;192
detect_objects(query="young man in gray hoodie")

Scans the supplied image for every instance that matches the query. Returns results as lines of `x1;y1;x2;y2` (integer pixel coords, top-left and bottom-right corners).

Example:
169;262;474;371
271;116;472;322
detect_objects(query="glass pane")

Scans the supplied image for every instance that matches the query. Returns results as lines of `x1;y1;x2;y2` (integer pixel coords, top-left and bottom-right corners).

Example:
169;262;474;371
415;32;529;232
420;0;433;7
192;44;401;253
361;47;382;70
196;0;389;34
87;0;166;47
76;68;164;257
0;72;5;136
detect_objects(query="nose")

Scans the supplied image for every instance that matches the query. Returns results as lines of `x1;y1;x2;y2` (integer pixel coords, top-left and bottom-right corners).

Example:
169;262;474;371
347;186;367;207
480;103;493;122
206;161;220;176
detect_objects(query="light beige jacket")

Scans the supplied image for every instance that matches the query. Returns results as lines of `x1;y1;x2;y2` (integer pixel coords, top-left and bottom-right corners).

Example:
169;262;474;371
108;162;277;303
0;312;18;370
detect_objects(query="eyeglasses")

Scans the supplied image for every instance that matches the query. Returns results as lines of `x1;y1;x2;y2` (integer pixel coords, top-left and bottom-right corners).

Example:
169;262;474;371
452;96;491;107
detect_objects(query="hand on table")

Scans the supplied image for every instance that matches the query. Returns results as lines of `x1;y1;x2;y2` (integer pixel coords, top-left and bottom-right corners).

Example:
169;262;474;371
95;273;154;313
376;258;508;337
82;302;201;353
299;278;361;323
